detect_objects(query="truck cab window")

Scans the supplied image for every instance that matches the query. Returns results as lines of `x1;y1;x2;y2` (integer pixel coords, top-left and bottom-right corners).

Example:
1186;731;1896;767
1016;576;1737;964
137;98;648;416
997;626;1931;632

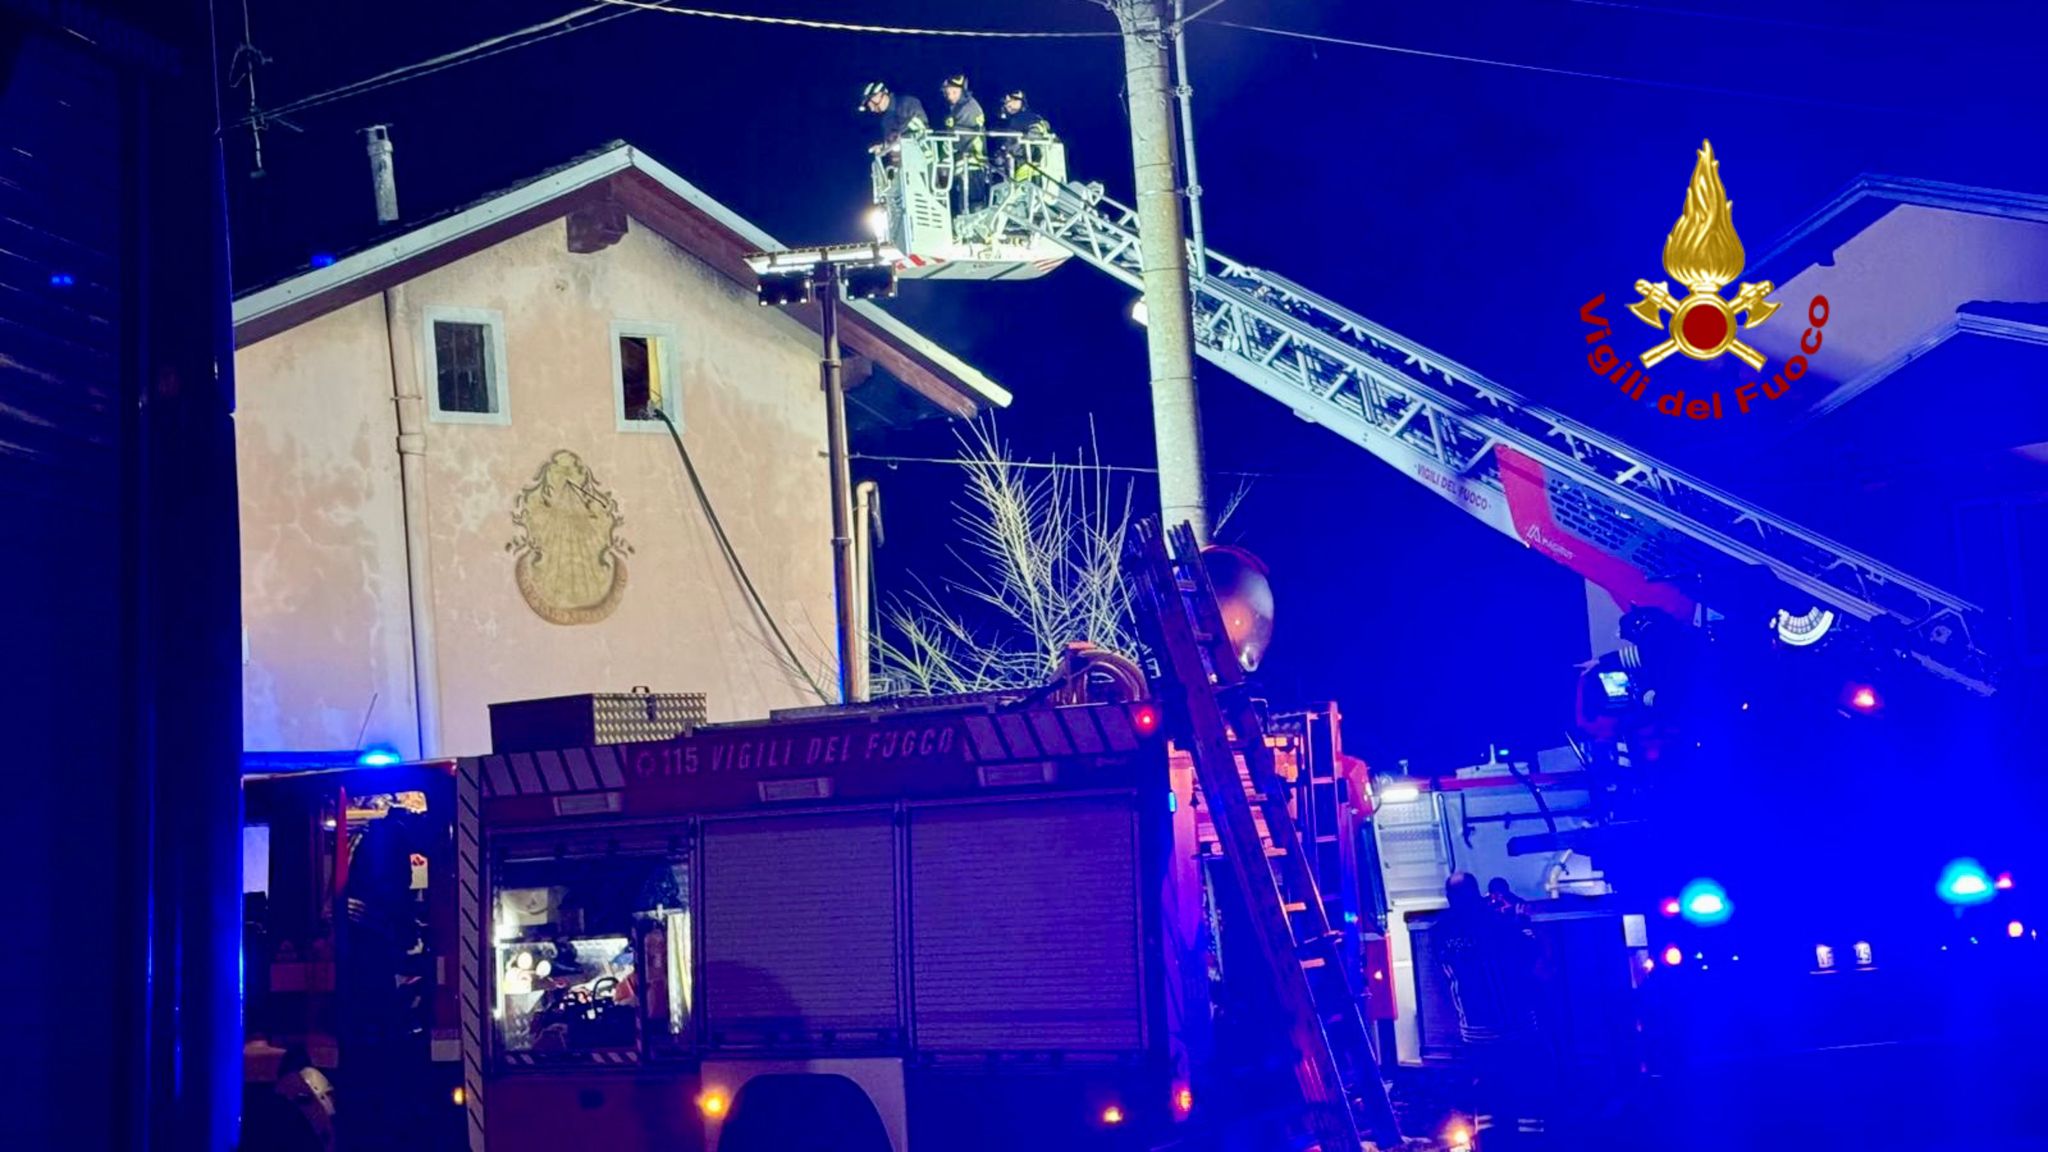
492;852;690;1061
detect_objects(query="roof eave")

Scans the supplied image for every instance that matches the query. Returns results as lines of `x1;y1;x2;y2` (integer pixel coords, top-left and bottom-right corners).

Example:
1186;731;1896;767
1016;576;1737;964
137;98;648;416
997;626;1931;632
1757;174;2048;274
228;143;1009;412
231;149;635;347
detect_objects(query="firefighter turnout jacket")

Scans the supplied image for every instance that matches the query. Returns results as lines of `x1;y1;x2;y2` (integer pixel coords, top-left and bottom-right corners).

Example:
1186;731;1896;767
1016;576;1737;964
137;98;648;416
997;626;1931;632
999;105;1053;173
942;91;987;162
879;93;928;146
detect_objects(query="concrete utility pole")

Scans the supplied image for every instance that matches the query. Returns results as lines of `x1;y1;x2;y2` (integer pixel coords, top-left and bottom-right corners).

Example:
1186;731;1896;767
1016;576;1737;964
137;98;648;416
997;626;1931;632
816;261;864;704
1113;0;1209;540
745;243;900;705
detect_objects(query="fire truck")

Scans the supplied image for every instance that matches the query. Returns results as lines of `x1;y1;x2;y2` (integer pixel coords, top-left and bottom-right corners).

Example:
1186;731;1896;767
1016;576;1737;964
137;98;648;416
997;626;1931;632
241;757;465;1150
457;693;1200;1152
453;528;1413;1152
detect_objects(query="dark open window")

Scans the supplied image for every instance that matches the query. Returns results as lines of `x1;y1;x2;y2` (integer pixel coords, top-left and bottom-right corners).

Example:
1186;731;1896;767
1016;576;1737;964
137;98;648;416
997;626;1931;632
432;319;499;416
619;333;662;421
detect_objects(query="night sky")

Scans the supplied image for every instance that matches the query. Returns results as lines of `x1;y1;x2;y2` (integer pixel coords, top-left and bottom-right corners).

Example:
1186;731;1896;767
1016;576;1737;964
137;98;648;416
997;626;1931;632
220;0;2048;769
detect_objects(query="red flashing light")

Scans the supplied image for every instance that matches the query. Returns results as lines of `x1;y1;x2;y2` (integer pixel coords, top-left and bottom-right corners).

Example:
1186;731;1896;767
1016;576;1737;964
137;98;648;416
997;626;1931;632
1132;703;1161;736
1660;897;1681;918
1661;945;1684;967
1101;1104;1125;1126
1174;1086;1193;1114
1847;684;1880;712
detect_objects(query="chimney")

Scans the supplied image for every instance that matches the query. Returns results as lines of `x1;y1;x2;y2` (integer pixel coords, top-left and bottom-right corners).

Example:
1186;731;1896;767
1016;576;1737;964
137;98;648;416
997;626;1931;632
361;124;399;225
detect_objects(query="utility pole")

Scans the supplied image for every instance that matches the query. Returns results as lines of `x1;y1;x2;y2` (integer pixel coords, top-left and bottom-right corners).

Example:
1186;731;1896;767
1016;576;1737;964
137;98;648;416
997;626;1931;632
816;260;863;705
746;244;900;704
1112;0;1209;540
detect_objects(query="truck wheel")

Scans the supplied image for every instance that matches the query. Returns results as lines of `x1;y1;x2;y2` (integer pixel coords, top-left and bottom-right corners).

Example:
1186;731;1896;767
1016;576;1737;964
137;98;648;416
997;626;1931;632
720;1073;893;1152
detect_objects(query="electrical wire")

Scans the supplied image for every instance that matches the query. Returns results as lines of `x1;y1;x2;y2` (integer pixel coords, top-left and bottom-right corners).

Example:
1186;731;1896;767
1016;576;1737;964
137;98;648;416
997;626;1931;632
652;408;832;704
1208;19;1896;112
231;4;640;128
852;452;1296;480
237;1;1117;129
1564;0;1863;36
593;0;1121;38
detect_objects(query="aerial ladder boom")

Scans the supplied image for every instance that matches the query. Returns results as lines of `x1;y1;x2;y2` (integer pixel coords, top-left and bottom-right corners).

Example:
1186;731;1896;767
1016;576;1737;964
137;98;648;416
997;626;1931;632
1132;519;1404;1151
956;176;1994;693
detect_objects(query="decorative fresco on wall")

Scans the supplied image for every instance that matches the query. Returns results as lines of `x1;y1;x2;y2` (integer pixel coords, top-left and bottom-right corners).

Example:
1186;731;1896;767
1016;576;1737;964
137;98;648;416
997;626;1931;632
507;449;633;625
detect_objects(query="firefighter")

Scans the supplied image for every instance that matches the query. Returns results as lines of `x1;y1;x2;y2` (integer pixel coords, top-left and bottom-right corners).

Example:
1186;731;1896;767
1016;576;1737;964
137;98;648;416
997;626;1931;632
939;73;987;146
1486;876;1530;924
995;88;1053;177
1438;872;1547;1149
937;72;987;206
859;81;927;156
242;1045;335;1152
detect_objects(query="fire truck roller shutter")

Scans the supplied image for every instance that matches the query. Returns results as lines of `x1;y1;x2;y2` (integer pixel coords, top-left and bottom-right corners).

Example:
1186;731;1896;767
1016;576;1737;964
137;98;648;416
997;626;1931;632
908;796;1144;1051
702;812;902;1044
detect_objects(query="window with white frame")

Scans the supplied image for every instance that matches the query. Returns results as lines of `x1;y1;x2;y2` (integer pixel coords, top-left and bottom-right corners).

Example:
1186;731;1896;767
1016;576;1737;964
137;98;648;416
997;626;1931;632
423;306;509;424
612;321;680;432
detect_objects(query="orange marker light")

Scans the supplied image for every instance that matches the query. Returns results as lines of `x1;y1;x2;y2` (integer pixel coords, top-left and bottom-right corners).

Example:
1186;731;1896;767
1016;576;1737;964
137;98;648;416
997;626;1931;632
1175;1087;1194;1114
451;1086;466;1106
698;1092;729;1118
1101;1105;1125;1126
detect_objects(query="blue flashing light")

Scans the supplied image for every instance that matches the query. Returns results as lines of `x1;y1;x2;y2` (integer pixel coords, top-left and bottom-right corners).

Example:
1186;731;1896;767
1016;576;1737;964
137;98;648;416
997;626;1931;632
1938;858;1997;907
357;747;402;767
1679;878;1733;926
50;272;75;287
310;252;338;269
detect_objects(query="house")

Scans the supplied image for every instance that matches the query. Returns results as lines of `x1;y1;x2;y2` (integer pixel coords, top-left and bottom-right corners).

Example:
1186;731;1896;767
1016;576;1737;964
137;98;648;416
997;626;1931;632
1728;176;2048;670
1577;176;2048;673
232;142;1009;760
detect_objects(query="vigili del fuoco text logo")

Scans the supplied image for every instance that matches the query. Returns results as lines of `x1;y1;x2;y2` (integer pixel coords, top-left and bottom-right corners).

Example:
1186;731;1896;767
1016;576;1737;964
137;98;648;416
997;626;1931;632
1579;140;1831;420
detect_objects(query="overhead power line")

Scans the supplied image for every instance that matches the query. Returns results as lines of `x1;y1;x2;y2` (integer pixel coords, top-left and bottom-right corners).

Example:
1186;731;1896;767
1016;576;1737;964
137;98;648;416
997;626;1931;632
593;0;1121;38
853;453;1303;481
240;1;1119;130
1209;19;1896;112
249;0;1864;135
1564;0;1864;36
232;3;640;129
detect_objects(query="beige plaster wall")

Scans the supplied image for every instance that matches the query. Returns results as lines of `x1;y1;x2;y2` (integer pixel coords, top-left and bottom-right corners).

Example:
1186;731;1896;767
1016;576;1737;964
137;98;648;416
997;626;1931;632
236;295;421;755
401;217;834;754
237;214;838;760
